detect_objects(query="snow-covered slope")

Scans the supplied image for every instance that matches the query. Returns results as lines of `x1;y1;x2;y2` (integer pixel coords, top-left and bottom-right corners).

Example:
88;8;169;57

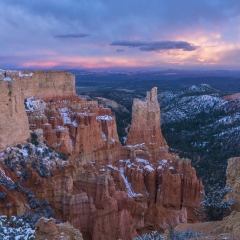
159;84;240;139
159;84;240;186
159;84;224;123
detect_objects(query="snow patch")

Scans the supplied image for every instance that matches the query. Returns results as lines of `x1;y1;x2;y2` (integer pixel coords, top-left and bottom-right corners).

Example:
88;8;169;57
144;165;154;172
106;164;118;170
24;96;46;113
119;159;130;163
5;148;11;154
4;77;12;81
19;71;33;77
120;167;143;198
127;143;145;148
55;125;65;131
70;138;73;148
101;131;107;141
159;159;168;165
136;158;149;164
60;107;79;127
19;149;28;157
96;115;114;121
0;168;14;182
72;119;78;127
0;215;35;239
60;107;72;124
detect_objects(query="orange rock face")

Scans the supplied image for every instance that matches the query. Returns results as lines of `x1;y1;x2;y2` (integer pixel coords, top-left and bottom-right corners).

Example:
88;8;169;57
0;79;30;151
6;70;76;101
0;70;76;151
35;217;83;240
156;157;204;223
126;87;169;161
26;96;121;165
0;71;204;239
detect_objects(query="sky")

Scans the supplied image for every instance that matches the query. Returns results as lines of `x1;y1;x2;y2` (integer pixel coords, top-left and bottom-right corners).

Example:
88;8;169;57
1;0;240;70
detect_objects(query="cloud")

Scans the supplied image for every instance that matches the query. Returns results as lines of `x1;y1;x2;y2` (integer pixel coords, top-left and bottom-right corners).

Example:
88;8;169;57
54;34;90;38
110;40;199;52
1;1;240;69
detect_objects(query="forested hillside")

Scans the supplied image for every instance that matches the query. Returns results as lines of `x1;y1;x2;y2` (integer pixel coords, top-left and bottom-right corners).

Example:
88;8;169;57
160;84;240;187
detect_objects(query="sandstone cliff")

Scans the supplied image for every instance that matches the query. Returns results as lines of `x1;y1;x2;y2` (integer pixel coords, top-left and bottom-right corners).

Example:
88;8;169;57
4;70;76;100
0;70;76;152
0;78;30;151
0;70;203;239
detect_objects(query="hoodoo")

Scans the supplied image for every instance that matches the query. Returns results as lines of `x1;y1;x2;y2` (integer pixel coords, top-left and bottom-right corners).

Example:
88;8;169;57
126;87;169;161
0;70;204;239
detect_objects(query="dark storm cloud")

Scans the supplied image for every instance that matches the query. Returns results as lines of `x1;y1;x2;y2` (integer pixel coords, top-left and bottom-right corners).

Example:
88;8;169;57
111;41;199;52
54;34;90;38
116;49;124;52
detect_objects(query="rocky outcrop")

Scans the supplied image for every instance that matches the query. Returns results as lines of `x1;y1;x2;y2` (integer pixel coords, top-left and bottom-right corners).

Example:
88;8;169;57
126;87;169;161
25;96;121;164
156;157;203;223
0;79;30;152
0;162;27;216
183;156;240;239
0;70;76;151
226;157;240;211
0;70;203;239
111;156;203;225
175;210;240;239
35;217;83;240
3;70;76;101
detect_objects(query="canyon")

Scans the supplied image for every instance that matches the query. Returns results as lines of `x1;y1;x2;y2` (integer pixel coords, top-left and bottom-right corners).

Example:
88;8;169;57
0;70;204;239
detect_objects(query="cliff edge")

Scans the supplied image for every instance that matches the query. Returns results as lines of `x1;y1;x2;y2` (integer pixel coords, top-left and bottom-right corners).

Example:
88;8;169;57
0;70;204;239
0;70;76;151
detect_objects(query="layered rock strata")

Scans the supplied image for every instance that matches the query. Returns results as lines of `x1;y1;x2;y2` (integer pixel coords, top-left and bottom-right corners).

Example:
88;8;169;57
126;87;169;160
0;79;30;151
3;70;76;100
0;70;204;239
0;70;76;151
25;96;121;165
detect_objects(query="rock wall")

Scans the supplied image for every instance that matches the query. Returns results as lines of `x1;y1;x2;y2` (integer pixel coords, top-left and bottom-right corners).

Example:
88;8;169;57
4;70;76;100
0;79;30;151
0;70;76;152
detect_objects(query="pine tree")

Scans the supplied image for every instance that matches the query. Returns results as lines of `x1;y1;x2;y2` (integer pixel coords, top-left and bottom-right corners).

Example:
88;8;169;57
198;185;236;221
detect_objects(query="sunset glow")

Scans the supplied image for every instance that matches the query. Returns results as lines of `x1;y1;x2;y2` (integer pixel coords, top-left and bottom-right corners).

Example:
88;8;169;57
1;0;240;70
